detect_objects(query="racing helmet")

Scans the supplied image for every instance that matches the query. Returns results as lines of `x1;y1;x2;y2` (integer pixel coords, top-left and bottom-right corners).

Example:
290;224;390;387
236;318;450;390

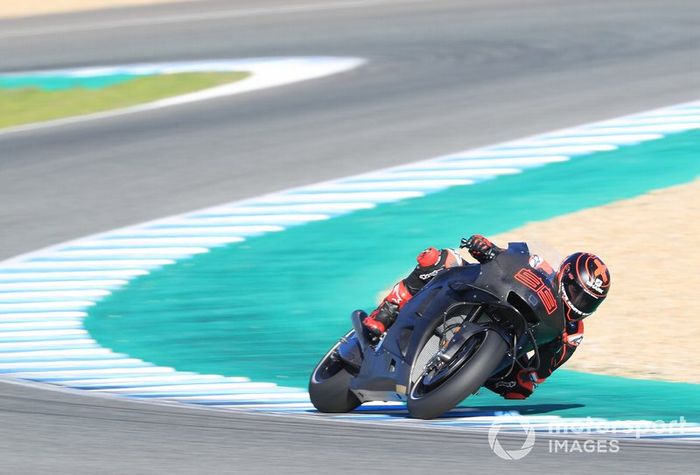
558;252;610;321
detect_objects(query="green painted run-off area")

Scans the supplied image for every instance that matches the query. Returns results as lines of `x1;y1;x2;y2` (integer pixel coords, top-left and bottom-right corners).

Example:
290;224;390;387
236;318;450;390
85;129;700;422
0;71;249;129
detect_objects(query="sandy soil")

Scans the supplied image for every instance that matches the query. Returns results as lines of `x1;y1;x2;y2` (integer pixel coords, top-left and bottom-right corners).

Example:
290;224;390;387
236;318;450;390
0;0;189;18
489;180;700;383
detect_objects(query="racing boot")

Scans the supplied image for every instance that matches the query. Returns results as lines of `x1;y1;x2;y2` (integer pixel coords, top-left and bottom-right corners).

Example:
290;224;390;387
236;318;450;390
362;247;461;339
362;281;412;338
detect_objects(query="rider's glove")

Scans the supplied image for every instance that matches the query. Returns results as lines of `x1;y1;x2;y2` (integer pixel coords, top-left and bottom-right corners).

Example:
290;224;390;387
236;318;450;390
503;370;538;400
485;368;540;400
460;234;502;263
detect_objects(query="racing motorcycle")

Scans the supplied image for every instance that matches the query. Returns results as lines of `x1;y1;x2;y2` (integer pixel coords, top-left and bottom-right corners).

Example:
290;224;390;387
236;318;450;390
309;243;565;419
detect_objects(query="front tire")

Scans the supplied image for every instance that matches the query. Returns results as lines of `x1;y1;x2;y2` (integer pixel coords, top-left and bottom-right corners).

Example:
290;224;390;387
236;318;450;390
407;329;507;419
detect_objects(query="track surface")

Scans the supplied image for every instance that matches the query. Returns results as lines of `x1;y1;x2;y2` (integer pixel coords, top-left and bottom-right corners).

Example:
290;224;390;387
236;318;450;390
1;0;699;472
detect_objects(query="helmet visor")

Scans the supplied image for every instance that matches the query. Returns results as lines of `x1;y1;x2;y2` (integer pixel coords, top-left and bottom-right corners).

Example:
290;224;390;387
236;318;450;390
562;280;603;319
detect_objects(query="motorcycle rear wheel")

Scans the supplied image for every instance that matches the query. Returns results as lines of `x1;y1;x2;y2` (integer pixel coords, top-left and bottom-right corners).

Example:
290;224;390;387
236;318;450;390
407;329;507;419
309;335;361;413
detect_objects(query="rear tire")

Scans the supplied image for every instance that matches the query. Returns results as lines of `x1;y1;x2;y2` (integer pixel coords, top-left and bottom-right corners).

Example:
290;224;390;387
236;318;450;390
309;338;361;413
407;329;507;419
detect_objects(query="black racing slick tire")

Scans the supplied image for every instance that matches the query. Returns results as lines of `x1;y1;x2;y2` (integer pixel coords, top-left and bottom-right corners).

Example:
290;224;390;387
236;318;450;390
407;330;508;420
309;338;361;413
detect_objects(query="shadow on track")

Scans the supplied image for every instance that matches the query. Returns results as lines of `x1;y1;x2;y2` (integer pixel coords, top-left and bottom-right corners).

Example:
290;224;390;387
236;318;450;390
316;403;584;418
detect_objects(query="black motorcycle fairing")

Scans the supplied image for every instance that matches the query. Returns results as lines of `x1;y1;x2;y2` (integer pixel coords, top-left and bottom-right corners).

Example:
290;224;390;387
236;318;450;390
349;264;489;400
335;334;363;372
345;243;566;403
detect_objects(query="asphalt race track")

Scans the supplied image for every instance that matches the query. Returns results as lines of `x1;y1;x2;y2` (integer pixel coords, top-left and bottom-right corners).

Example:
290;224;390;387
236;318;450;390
1;0;699;472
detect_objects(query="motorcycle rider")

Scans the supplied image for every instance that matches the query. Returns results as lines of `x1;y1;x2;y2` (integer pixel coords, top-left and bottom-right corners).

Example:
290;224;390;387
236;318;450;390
362;235;611;400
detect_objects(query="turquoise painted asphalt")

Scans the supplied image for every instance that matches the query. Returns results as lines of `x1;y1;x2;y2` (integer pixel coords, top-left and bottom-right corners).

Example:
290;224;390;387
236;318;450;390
83;128;700;422
0;74;140;90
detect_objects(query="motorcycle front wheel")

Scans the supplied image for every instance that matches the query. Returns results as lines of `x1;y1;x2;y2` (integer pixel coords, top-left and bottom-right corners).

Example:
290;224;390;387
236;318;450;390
407;329;507;419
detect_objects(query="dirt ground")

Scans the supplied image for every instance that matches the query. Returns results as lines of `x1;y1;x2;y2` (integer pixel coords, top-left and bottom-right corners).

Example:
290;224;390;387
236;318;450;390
0;0;188;18
488;180;699;383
